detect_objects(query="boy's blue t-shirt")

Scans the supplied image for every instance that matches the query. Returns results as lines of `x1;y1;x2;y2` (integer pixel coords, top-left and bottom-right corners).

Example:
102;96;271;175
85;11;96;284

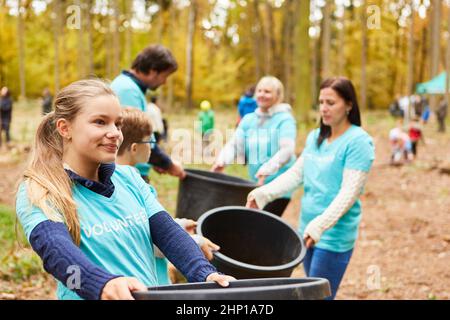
145;180;172;286
16;165;165;300
300;125;375;252
110;74;150;176
236;111;297;198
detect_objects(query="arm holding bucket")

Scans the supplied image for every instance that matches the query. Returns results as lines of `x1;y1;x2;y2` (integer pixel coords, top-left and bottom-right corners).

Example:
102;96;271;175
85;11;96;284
150;211;232;285
255;138;295;179
212;130;245;172
247;155;304;209
303;169;368;244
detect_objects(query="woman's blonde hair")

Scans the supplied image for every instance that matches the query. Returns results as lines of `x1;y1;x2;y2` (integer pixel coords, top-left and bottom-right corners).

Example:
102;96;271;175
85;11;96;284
21;79;116;245
255;76;284;105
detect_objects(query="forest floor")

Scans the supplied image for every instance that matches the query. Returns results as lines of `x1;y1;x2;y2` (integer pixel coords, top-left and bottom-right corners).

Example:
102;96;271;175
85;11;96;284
0;102;449;300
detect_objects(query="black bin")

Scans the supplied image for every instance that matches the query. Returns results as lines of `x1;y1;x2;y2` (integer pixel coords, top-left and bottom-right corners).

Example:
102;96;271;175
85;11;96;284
132;278;331;300
176;169;257;220
197;206;306;279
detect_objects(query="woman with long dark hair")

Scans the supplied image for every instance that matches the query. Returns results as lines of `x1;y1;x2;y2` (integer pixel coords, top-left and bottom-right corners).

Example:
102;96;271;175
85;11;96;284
246;77;375;299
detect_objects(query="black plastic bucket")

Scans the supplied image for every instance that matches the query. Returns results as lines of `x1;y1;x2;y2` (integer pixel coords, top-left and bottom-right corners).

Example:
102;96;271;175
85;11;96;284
176;169;257;220
132;277;331;300
197;206;306;279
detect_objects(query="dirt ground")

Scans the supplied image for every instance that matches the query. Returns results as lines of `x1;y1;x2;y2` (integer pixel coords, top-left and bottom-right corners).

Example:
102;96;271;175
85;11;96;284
0;114;449;300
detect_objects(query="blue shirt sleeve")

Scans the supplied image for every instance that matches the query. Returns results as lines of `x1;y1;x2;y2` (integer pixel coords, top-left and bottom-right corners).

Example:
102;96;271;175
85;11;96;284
16;183;52;242
344;134;375;172
149;143;173;170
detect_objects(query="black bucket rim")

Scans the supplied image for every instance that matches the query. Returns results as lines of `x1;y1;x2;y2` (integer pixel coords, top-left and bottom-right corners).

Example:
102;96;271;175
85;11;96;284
185;168;257;188
132;277;331;300
197;206;307;272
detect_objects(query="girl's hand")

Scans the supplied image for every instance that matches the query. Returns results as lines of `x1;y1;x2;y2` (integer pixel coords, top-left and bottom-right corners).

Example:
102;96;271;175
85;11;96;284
304;235;316;249
180;218;197;234
245;195;259;209
101;277;147;300
206;272;236;287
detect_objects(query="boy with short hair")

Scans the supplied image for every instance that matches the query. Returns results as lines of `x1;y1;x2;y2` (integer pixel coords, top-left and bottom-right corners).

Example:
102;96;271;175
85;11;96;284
116;107;219;285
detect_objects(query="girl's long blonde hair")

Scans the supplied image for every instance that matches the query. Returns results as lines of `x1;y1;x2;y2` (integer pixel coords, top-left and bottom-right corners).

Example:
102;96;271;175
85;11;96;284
21;79;116;245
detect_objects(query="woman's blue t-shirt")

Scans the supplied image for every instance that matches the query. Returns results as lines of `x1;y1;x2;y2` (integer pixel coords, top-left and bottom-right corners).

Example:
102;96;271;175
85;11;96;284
300;125;375;252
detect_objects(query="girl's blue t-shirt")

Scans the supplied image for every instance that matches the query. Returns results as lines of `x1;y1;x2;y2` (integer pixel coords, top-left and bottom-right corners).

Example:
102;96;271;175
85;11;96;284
300;125;375;252
236;111;297;198
16;165;165;300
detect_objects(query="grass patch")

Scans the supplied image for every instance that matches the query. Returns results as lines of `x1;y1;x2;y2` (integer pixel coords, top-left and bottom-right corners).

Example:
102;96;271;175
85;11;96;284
0;204;43;282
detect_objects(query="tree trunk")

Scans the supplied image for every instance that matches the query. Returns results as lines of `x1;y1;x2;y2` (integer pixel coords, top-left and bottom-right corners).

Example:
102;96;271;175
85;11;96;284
321;1;332;80
53;0;61;93
446;7;450;107
282;0;294;102
112;0;121;76
76;0;85;78
264;2;275;76
185;0;197;109
338;7;345;76
429;0;441;110
430;0;441;78
252;0;263;79
406;4;415;96
17;1;26;99
294;0;311;124
157;0;164;43
86;0;95;75
167;3;175;111
417;24;427;84
360;2;368;109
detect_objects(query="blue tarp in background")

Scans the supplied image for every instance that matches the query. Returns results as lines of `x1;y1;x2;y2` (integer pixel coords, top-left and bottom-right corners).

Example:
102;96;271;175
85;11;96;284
416;72;448;94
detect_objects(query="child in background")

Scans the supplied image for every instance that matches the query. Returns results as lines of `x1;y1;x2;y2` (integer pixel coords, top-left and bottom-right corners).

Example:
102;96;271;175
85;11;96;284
421;98;431;125
408;117;425;157
116;107;220;285
389;124;413;165
237;85;258;124
198;100;215;145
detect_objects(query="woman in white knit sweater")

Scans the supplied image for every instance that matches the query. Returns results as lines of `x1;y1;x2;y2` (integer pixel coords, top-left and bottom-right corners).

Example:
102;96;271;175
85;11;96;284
247;77;375;299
